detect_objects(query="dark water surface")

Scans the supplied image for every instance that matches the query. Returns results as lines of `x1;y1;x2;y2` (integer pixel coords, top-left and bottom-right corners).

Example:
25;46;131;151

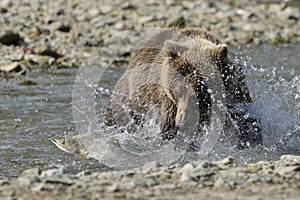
0;44;299;178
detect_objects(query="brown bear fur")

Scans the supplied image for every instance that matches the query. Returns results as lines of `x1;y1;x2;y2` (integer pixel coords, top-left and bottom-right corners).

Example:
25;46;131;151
104;28;262;149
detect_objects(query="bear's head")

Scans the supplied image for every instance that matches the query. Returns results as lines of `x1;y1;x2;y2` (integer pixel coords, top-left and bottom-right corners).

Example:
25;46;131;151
162;37;229;87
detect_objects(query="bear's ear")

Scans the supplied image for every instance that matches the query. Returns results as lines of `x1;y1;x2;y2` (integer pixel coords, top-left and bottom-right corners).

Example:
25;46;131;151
209;44;228;66
163;40;187;60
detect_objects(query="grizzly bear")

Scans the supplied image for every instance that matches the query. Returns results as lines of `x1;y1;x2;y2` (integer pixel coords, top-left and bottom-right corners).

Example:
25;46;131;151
104;28;262;149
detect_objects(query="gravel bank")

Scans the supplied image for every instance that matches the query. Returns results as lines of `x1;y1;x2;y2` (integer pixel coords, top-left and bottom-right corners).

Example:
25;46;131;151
0;0;299;78
1;155;300;199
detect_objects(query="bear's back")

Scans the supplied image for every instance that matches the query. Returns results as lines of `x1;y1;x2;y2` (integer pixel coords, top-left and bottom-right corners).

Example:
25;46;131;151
128;28;220;69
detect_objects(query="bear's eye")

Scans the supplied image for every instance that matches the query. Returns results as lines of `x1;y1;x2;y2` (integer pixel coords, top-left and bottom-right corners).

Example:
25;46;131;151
168;51;181;60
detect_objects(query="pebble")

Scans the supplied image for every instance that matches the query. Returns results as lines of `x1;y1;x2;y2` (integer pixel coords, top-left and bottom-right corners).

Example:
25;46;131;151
20;168;41;177
100;5;113;14
0;0;298;79
1;155;300;199
0;30;23;45
280;154;300;163
44;175;74;185
0;62;21;72
40;167;64;177
275;166;300;177
24;54;55;66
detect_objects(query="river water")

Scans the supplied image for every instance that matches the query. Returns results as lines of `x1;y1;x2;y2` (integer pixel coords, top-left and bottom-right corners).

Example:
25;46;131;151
0;44;299;178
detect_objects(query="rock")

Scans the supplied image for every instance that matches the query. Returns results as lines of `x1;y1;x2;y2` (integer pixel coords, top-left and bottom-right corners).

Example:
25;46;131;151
275;166;300;177
24;54;55;66
166;16;186;28
58;24;72;32
180;163;194;173
138;161;161;173
18;176;40;186
76;171;93;177
88;8;100;18
19;79;38;86
40;168;64;178
138;16;155;24
179;163;194;181
0;179;9;186
153;183;176;190
121;2;136;10
247;161;264;173
30;183;45;192
0;30;23;45
44;175;74;185
35;46;62;59
214;156;234;169
49;21;71;33
280;155;300;163
0;0;13;10
100;5;113;14
0;62;21;72
121;181;136;190
20;168;40;177
106;182;120;192
214;177;225;189
246;174;261;183
0;7;8;14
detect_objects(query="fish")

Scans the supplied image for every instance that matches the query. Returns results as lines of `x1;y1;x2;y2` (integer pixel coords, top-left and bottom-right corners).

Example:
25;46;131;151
51;136;90;158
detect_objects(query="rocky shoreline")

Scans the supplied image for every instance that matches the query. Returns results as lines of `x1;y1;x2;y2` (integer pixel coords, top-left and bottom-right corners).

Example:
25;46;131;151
1;155;300;199
0;0;299;79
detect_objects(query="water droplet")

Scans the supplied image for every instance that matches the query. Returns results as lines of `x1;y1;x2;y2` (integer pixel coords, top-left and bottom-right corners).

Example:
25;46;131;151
14;118;21;122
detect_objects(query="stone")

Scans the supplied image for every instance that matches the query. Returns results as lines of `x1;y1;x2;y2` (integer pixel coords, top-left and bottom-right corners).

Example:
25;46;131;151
100;5;112;14
214;177;225;189
20;168;40;177
0;62;21;72
40;168;64;178
280;155;300;163
31;183;45;192
0;179;9;186
138;16;154;24
88;8;100;18
0;0;13;10
247;161;264;173
44;175;74;185
0;30;23;45
106;182;120;192
19;79;38;86
24;54;55;66
49;21;71;33
179;172;192;182
35;46;62;59
154;183;176;190
214;157;235;169
18;176;40;186
275;166;300;176
138;161;161;173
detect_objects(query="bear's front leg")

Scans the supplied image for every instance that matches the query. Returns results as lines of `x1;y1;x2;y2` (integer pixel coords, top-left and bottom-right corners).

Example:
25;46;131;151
160;106;179;140
228;103;262;148
158;90;179;140
237;116;262;149
130;84;179;140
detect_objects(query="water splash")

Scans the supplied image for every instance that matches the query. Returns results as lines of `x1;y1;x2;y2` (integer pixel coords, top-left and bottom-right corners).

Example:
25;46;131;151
235;45;300;160
72;34;299;168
